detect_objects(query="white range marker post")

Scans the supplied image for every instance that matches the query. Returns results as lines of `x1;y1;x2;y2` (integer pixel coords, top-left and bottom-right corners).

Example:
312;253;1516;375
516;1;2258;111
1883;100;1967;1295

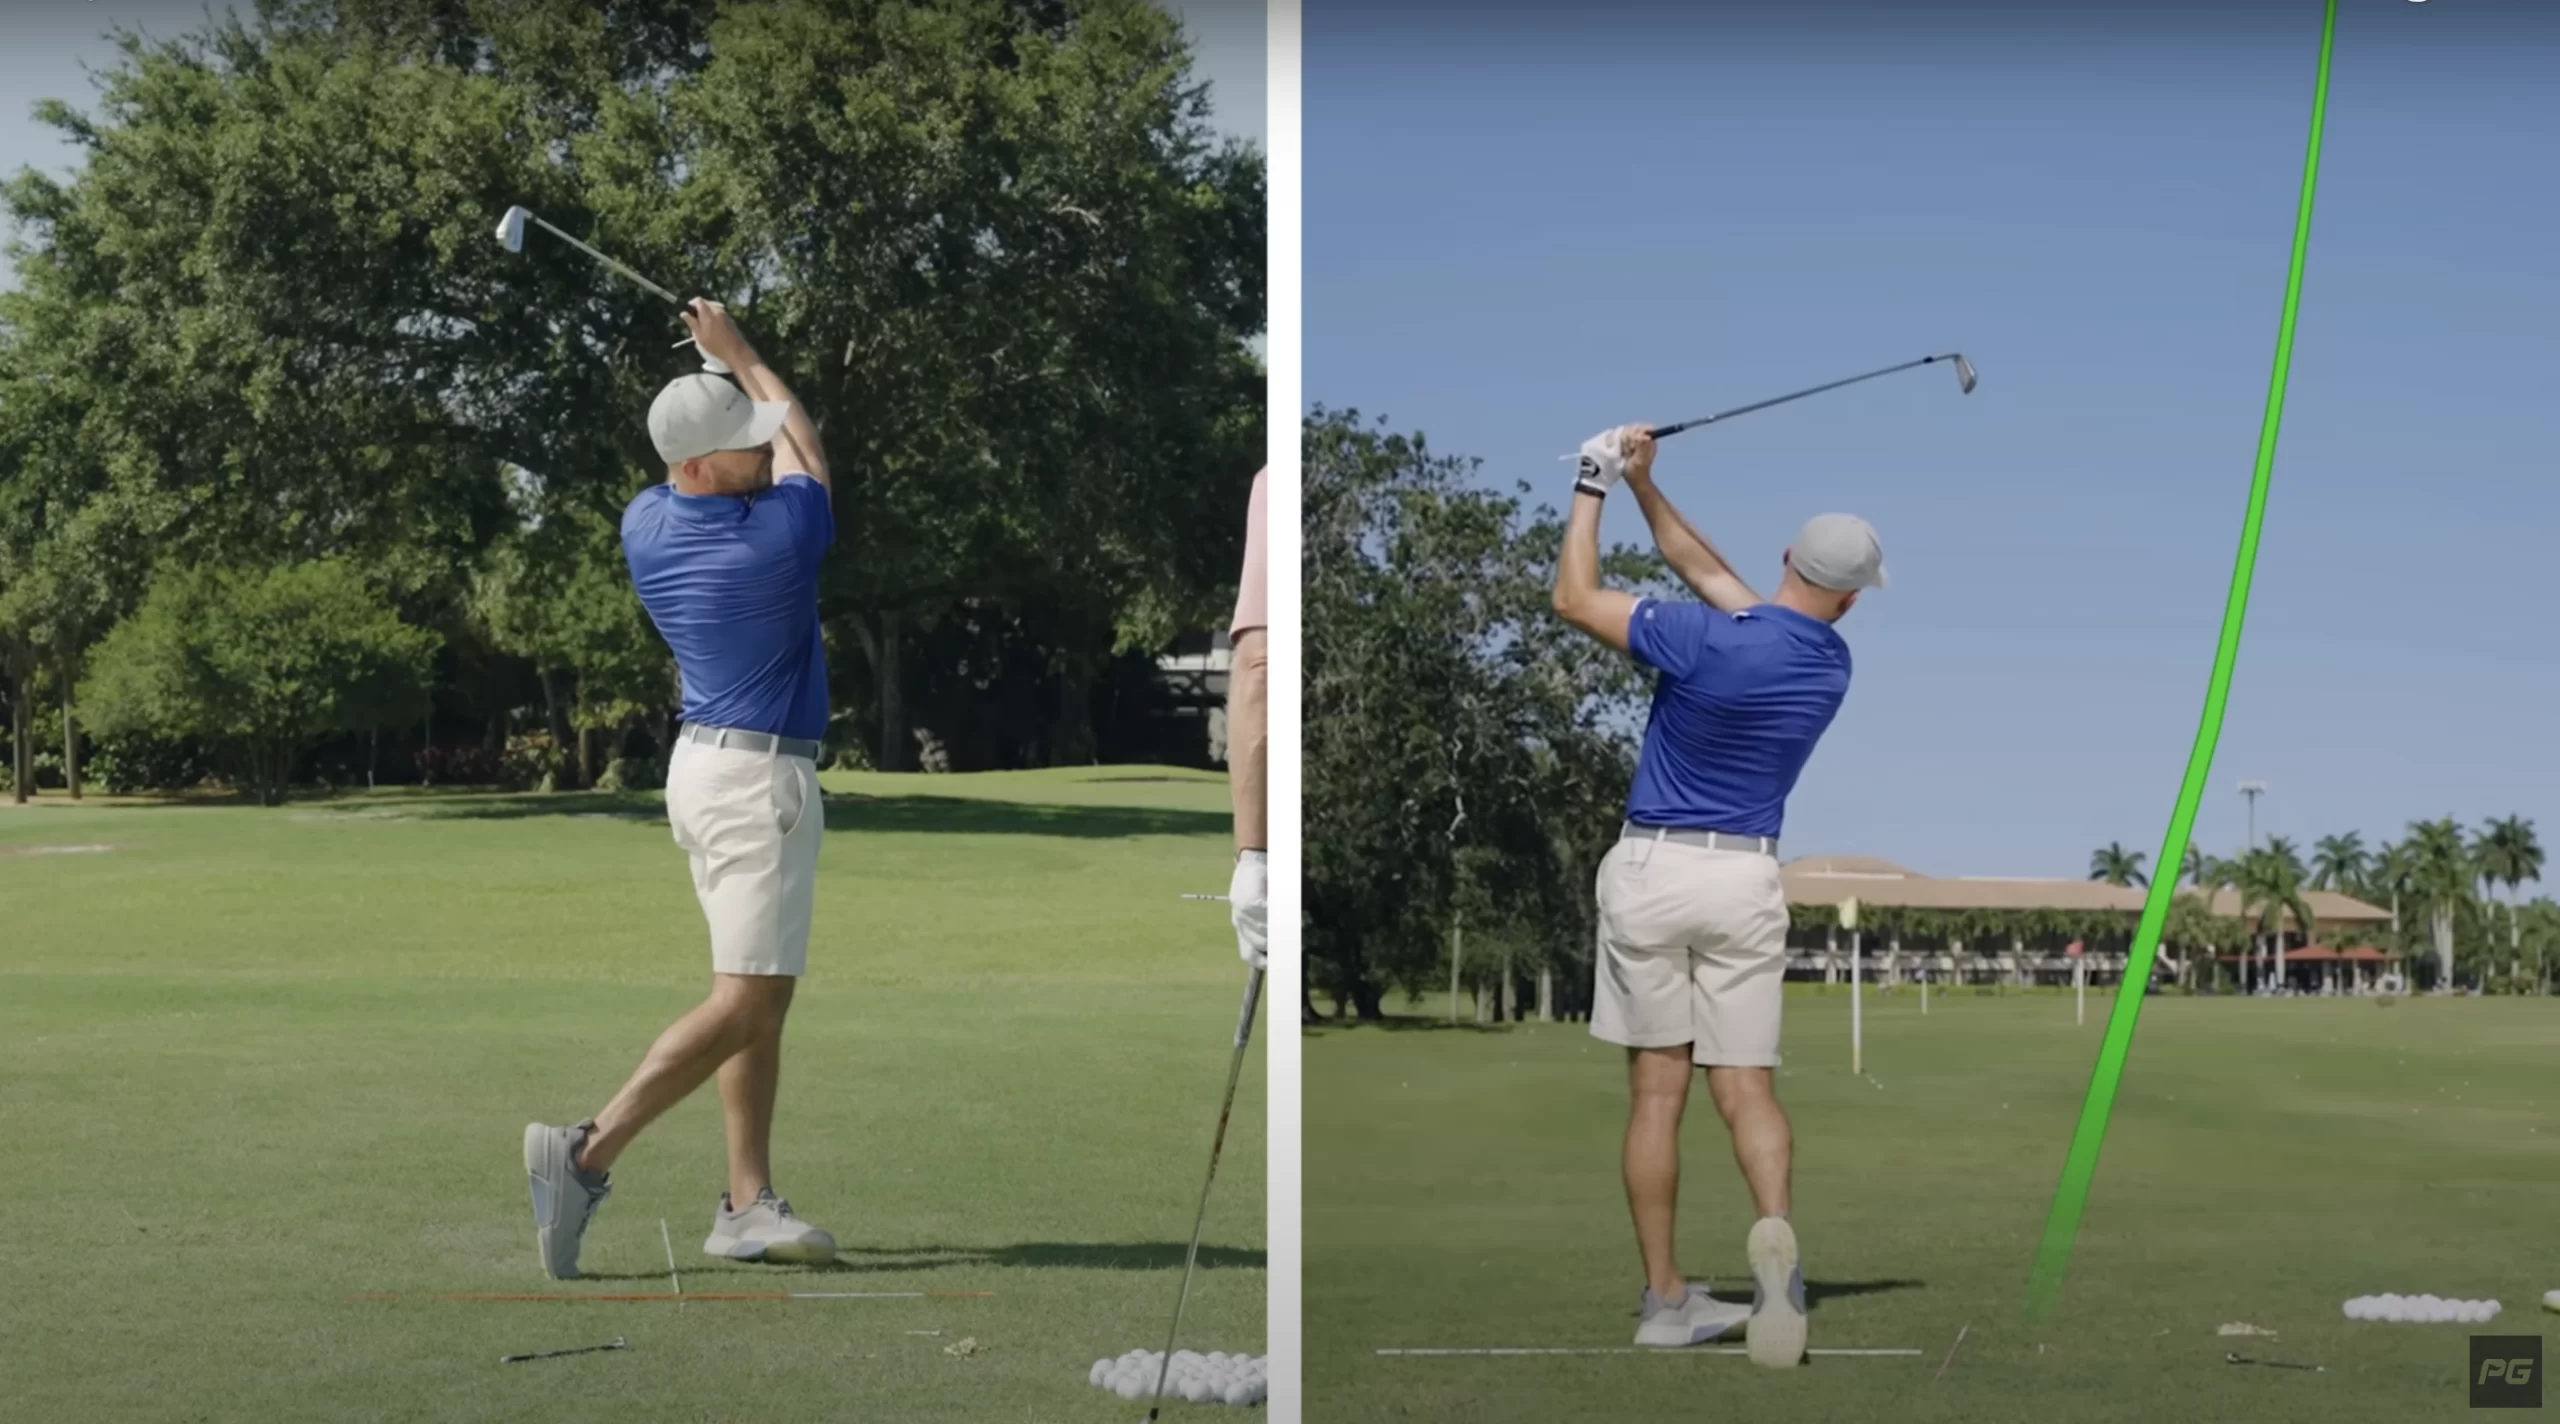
1842;897;1863;1076
2075;953;2086;1026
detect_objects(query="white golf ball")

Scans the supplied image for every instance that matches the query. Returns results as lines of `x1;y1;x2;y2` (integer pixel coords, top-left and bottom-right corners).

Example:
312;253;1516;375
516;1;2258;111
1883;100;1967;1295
1224;1378;1256;1406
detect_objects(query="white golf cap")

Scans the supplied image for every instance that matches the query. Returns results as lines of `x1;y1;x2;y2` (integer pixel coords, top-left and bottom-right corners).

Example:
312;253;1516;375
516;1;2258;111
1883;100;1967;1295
1789;513;1888;592
647;373;790;464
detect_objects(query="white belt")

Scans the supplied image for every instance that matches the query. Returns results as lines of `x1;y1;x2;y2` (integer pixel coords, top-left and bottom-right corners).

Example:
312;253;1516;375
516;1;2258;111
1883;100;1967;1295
680;722;821;761
1622;822;1778;857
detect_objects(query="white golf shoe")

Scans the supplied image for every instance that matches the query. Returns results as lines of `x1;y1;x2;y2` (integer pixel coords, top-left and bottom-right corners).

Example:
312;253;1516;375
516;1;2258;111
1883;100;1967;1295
1745;1216;1809;1368
1634;1282;1753;1347
703;1187;837;1264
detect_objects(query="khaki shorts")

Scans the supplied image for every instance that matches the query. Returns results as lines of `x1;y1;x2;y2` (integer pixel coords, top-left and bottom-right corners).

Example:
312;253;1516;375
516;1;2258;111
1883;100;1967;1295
1588;834;1789;1067
664;738;823;977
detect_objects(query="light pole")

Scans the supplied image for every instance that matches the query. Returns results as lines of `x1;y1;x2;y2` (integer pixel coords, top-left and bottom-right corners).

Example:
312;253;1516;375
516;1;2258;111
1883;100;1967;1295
2237;779;2268;995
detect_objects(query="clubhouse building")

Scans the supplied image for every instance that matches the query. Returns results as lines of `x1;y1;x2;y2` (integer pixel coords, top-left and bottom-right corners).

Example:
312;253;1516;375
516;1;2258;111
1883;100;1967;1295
1777;855;2404;995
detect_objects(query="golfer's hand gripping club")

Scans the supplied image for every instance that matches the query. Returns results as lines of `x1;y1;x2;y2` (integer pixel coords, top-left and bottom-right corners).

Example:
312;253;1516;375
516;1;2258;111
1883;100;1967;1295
679;299;757;379
1228;851;1268;969
1563;424;1656;498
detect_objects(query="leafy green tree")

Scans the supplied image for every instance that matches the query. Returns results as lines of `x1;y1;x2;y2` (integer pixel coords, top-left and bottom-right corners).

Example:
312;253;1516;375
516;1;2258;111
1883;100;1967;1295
4;0;1260;781
79;559;440;804
467;496;671;789
1303;407;1667;1021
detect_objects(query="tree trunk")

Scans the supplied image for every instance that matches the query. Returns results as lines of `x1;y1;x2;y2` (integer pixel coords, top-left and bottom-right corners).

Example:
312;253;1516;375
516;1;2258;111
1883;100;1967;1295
2433;907;2455;992
60;674;80;801
576;673;597;791
1049;661;1094;767
10;670;30;803
537;668;580;790
1538;965;1555;1022
877;610;908;772
1350;979;1385;1022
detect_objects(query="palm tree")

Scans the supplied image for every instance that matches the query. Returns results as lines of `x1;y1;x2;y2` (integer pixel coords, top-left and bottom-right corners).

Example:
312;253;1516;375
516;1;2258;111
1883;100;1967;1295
2474;816;2545;992
2311;831;2369;893
2366;838;2416;955
2090;842;2149;887
2520;896;2560;995
2188;851;2238;990
2239;839;2317;992
2181;842;2206;888
2404;817;2473;992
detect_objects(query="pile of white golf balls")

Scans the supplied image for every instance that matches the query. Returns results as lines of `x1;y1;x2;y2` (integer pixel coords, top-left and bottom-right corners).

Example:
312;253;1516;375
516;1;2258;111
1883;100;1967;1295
1089;1349;1267;1405
2342;1294;2500;1323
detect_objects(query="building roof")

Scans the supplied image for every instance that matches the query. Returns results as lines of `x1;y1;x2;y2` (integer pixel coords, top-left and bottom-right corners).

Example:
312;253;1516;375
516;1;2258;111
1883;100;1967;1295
1780;856;2391;925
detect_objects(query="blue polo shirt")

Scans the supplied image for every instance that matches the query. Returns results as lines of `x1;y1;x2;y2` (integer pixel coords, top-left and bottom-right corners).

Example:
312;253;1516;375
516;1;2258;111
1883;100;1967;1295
1623;599;1851;838
622;474;833;742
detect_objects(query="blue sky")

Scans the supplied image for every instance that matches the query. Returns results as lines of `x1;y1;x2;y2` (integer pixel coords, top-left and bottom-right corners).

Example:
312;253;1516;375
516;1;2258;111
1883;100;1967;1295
1307;0;2560;886
0;0;1265;289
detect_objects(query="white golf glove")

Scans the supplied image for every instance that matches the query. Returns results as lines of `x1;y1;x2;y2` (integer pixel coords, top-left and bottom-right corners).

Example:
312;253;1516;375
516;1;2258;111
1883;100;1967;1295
1570;427;1628;496
1228;849;1268;970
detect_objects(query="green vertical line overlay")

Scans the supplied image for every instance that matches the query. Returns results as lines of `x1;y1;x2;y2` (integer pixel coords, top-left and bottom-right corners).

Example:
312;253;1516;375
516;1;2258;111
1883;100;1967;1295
2022;0;2339;1324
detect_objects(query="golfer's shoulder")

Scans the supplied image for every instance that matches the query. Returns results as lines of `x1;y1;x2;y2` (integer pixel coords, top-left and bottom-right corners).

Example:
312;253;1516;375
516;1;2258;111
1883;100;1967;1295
620;482;673;537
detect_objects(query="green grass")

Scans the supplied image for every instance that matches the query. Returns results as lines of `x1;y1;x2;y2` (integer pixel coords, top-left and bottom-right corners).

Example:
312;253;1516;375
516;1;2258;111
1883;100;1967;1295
1306;987;2560;1423
0;767;1262;1423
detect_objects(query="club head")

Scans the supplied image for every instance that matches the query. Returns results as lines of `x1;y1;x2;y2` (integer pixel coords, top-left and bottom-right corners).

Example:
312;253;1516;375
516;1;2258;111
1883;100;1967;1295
495;205;528;254
1951;353;1978;394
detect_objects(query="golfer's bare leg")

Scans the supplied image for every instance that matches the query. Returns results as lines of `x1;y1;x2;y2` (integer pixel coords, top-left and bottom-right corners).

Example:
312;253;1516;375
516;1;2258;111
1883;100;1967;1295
1624;1045;1696;1300
717;975;795;1204
576;973;795;1174
1704;1066;1791;1220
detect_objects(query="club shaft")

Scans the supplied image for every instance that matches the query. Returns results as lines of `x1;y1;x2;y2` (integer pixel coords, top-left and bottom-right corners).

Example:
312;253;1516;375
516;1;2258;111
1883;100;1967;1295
1147;964;1266;1418
527;214;682;305
1651;356;1944;438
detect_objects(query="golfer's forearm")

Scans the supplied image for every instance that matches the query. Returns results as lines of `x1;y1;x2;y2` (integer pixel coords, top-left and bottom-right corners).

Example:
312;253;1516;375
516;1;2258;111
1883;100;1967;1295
1554;492;1605;611
733;356;828;475
1627;478;1758;610
1228;628;1267;853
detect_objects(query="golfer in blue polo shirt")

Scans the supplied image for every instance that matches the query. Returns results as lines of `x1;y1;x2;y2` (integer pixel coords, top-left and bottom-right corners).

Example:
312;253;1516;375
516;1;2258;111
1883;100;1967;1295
521;299;839;1280
1552;422;1885;1367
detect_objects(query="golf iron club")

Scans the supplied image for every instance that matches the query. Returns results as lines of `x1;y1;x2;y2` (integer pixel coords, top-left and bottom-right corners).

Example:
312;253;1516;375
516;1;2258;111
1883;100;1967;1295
1143;962;1265;1421
493;205;729;373
1649;352;1977;439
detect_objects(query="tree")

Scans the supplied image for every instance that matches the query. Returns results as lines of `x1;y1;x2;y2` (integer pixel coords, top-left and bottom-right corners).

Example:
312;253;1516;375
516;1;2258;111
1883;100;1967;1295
2474;815;2544;992
3;0;1263;784
2403;817;2473;991
467;494;671;790
78;559;440;804
653;0;1265;769
2311;831;2369;893
2088;842;2148;887
2235;839;2316;990
2187;851;2238;990
1303;407;1668;1021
